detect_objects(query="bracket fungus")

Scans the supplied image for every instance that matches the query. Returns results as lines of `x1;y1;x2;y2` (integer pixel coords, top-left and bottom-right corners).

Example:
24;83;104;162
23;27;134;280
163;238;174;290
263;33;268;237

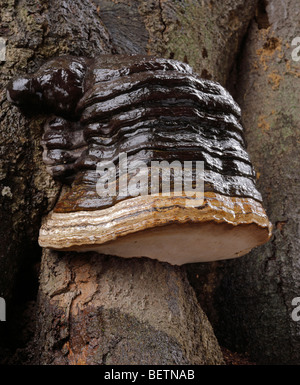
7;55;272;265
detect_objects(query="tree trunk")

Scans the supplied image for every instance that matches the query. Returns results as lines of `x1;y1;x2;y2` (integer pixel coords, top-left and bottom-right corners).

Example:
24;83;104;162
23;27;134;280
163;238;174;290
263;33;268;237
1;0;257;364
34;250;222;365
187;0;300;365
3;0;296;366
0;0;112;361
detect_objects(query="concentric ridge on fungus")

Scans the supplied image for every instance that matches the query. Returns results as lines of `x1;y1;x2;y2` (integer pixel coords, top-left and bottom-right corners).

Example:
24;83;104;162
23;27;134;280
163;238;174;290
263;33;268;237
7;55;272;265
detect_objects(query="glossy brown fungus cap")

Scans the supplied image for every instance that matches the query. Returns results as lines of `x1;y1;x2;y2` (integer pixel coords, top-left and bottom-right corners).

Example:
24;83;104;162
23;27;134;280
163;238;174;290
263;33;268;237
7;55;272;265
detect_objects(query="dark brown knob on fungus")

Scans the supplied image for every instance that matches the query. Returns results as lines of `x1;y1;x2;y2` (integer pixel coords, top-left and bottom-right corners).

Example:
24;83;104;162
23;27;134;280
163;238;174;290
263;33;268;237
7;55;272;265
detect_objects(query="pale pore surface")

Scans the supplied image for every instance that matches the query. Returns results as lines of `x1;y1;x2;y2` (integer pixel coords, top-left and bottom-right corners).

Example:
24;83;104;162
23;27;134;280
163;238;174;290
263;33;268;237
78;222;269;265
39;192;272;265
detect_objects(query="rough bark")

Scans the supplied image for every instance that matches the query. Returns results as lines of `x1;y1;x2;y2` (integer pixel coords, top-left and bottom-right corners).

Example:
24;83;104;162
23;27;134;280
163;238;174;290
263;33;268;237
0;0;110;362
0;0;231;364
97;0;259;84
4;0;296;366
33;250;223;365
187;0;300;364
